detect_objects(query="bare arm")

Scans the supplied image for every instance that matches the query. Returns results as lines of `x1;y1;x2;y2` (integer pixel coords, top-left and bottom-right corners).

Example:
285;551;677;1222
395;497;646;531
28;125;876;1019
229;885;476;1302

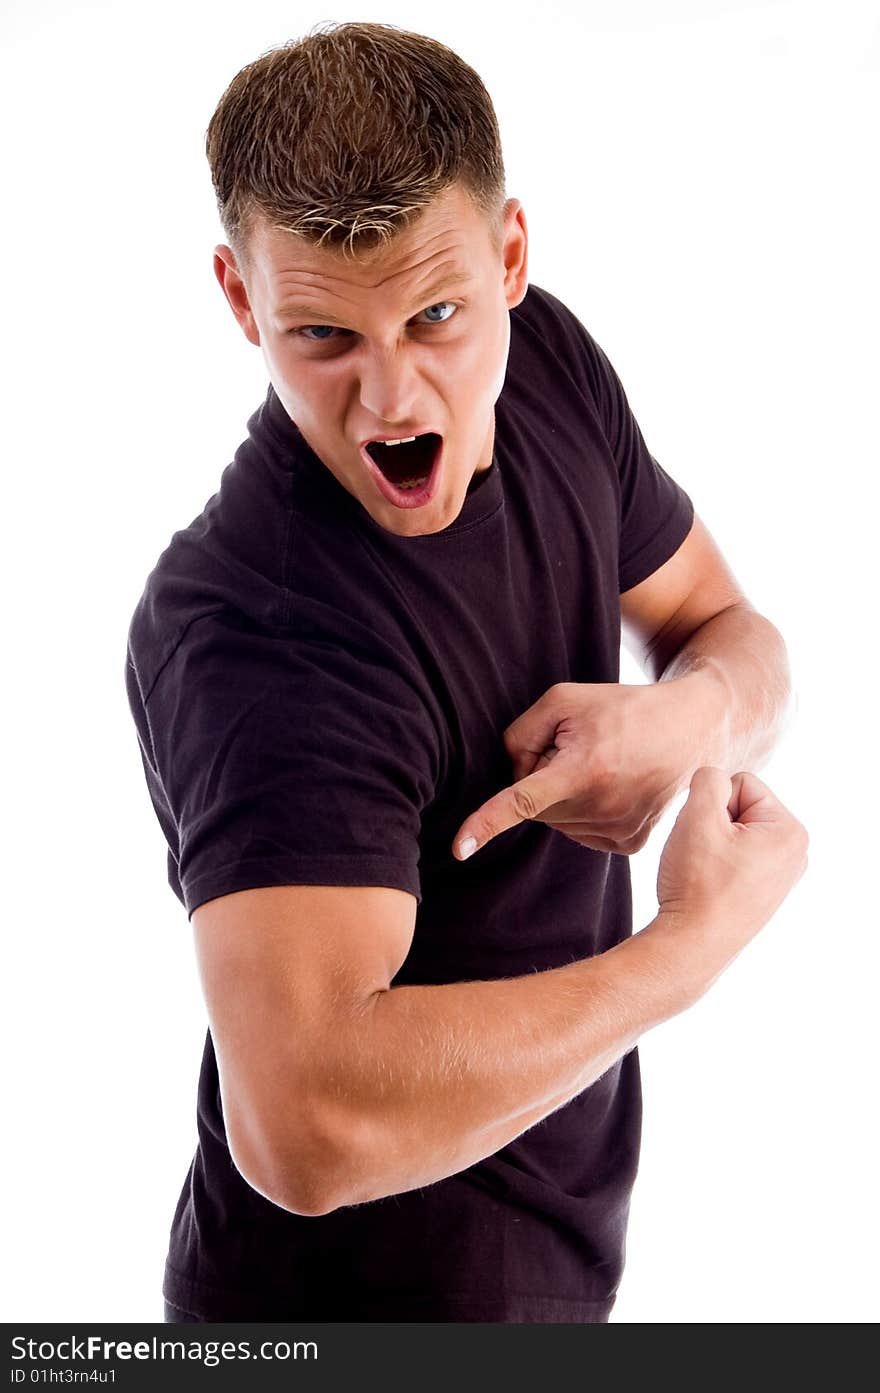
279;908;679;1214
316;918;684;1210
194;883;687;1218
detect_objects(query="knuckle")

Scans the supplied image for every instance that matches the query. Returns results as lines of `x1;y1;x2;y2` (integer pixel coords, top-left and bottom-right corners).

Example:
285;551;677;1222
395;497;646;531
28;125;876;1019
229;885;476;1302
790;819;810;855
780;818;809;879
620;828;649;855
799;830;810;874
511;785;540;821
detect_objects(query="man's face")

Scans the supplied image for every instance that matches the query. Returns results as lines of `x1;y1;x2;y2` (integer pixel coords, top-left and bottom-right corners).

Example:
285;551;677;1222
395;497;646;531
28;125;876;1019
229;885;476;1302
214;183;529;536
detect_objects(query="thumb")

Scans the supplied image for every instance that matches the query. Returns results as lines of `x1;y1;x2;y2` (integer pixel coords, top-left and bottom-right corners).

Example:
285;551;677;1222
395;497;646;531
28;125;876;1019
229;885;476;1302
684;765;735;823
453;762;570;860
727;769;787;826
502;685;570;772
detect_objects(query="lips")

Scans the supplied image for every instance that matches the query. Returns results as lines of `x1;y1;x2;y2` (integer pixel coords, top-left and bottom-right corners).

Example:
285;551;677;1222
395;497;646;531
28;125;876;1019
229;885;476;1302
365;432;440;482
359;433;443;510
360;429;439;448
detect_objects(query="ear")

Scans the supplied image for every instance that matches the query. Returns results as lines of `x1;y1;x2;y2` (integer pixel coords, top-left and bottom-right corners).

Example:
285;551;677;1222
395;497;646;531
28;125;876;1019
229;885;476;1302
213;245;261;347
501;199;529;311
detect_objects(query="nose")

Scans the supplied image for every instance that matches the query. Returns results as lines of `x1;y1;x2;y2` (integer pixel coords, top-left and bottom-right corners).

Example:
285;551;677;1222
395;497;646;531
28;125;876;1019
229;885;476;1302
357;344;422;429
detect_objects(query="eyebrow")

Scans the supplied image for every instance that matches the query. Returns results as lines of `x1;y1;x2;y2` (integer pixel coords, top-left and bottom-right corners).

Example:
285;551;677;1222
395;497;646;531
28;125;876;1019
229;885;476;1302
276;270;477;325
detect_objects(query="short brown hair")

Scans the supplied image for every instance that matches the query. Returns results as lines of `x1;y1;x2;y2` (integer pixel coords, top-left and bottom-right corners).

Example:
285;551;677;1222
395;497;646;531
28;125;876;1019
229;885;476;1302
205;20;507;279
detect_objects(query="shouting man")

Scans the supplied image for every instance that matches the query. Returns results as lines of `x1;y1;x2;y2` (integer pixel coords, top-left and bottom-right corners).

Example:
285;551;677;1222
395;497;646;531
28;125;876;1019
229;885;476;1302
125;21;807;1324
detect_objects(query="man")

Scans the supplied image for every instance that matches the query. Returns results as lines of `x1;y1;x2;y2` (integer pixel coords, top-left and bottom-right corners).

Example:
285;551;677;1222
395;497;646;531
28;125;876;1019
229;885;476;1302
125;22;807;1323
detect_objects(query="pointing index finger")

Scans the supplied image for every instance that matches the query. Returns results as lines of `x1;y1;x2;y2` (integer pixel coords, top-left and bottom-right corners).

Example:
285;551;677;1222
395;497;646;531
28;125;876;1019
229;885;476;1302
453;762;570;859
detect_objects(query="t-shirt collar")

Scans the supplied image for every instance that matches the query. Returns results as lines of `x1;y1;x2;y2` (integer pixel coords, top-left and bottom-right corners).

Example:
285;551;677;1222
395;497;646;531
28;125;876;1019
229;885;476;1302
262;382;503;538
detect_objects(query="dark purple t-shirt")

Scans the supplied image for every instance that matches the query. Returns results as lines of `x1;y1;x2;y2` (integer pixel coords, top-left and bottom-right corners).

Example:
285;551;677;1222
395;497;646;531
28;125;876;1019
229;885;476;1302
125;283;694;1322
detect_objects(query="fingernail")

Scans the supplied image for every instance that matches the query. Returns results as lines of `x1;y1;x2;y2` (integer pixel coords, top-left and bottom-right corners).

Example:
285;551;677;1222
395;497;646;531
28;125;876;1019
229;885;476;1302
459;836;477;860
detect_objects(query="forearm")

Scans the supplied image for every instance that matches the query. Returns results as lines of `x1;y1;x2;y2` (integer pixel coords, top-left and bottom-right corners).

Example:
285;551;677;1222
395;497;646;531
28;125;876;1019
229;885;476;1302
308;918;689;1212
659;603;794;775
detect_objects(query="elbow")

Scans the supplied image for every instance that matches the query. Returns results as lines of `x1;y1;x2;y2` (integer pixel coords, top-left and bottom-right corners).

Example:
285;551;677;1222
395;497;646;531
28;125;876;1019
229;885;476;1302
228;1100;377;1218
245;1165;344;1218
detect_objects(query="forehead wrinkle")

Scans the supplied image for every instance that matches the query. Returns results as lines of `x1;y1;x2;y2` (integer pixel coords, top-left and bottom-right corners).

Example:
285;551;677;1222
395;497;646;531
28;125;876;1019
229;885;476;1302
278;213;467;281
272;249;477;325
267;201;471;285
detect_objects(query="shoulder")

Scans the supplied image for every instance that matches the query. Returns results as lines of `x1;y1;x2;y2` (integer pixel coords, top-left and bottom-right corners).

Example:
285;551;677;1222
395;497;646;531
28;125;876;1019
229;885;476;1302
509;282;608;410
126;412;296;705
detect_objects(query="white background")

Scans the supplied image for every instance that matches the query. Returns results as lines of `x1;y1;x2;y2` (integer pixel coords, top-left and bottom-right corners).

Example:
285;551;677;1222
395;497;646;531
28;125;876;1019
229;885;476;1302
3;0;877;1325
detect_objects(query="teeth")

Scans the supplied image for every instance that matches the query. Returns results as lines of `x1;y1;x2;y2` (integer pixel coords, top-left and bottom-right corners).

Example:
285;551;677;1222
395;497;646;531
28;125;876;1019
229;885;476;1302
397;476;428;490
381;436;417;446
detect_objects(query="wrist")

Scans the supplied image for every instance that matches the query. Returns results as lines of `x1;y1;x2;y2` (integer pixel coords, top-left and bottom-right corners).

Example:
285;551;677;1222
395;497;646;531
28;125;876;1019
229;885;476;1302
643;907;735;1007
602;915;703;1021
665;660;733;779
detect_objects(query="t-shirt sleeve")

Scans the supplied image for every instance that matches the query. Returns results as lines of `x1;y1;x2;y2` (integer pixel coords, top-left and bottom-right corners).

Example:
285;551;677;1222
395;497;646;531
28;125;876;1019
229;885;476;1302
527;287;695;592
132;615;442;920
587;332;695;592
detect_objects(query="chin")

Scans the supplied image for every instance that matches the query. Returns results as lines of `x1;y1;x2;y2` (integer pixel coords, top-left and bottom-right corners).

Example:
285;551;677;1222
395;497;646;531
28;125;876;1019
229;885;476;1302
377;483;466;536
377;503;457;537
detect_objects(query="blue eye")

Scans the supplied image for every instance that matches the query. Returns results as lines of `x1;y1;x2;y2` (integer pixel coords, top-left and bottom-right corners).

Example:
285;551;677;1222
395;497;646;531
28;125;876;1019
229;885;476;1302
421;302;457;323
296;301;457;341
301;324;338;341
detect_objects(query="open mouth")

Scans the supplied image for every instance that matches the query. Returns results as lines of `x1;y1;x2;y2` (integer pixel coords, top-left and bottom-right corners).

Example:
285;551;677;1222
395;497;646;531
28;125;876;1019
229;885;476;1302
362;432;443;508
